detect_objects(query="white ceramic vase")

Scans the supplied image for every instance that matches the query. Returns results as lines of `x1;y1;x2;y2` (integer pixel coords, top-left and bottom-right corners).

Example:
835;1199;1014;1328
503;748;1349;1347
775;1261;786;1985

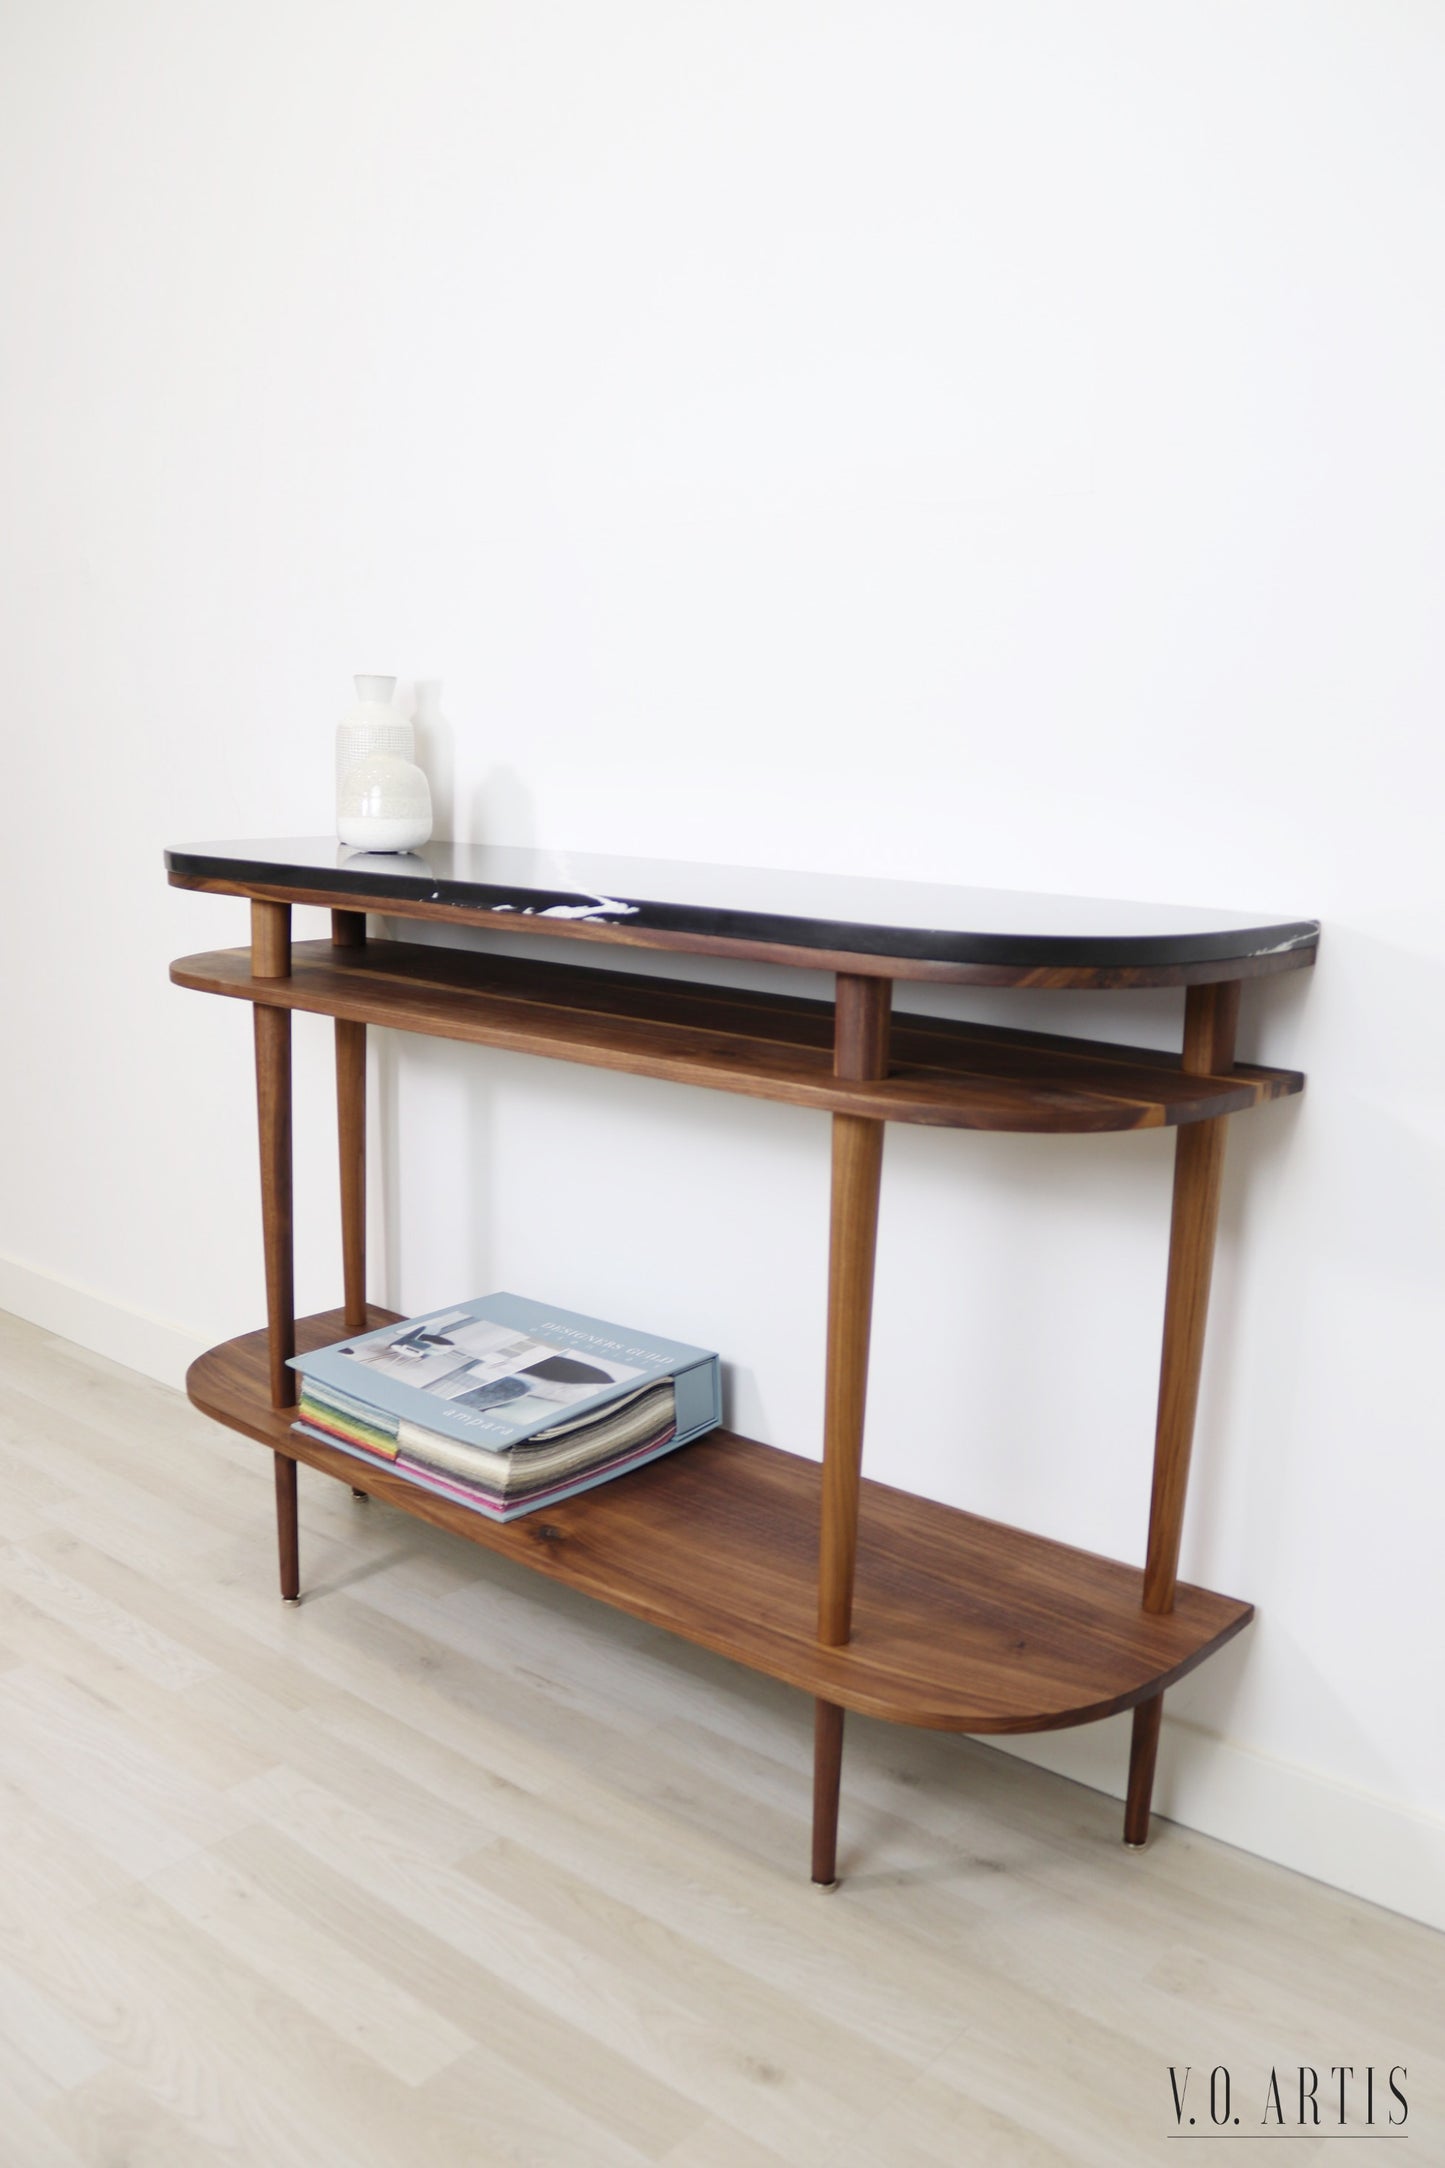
337;752;433;851
335;675;413;818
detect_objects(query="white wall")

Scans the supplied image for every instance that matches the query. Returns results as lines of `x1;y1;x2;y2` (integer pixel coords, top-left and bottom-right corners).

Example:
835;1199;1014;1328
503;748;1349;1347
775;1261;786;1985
2;2;1442;1926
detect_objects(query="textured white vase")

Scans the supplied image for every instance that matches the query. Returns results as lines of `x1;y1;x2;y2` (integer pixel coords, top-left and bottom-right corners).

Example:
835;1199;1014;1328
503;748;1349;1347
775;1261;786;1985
337;753;433;851
335;675;413;818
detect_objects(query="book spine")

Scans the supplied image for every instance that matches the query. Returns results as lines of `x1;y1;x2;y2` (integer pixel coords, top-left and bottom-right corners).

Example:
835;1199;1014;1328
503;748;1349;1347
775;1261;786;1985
298;1400;400;1462
394;1428;682;1521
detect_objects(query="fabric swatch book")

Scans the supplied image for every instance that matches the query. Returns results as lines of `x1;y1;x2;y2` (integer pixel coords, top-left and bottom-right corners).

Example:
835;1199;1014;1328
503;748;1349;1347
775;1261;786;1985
288;1292;721;1522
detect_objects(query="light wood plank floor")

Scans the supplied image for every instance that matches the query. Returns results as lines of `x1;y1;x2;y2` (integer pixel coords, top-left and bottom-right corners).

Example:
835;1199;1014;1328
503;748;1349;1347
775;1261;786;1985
0;1310;1439;2167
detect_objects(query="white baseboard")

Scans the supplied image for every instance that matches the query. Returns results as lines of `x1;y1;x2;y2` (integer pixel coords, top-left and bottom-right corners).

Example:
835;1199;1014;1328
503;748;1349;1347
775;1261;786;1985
1;1251;1441;1932
0;1252;205;1394
981;1719;1445;1934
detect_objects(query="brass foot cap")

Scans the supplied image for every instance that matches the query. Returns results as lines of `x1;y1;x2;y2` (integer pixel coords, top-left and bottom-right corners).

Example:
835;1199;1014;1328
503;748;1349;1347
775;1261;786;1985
812;1878;841;1894
282;1595;302;1606
351;1488;369;1500
1123;1838;1147;1850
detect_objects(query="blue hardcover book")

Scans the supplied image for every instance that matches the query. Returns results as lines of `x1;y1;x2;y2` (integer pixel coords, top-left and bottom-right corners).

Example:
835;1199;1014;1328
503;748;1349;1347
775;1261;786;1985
289;1292;721;1453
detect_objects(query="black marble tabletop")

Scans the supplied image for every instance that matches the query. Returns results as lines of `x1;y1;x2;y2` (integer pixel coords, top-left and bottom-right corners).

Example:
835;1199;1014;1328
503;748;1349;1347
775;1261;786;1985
166;838;1318;978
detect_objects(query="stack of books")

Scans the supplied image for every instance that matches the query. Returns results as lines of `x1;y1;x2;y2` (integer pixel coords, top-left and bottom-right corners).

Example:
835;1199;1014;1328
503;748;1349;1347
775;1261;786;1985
289;1292;721;1522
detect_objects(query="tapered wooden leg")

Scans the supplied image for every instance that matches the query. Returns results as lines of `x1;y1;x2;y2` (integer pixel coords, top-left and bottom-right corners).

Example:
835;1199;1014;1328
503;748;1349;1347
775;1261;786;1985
253;902;298;1601
254;1006;295;1408
1128;982;1239;1844
1142;1116;1232;1614
812;1700;845;1886
816;975;892;1650
1124;1696;1163;1846
331;910;368;1332
335;1019;367;1330
274;1453;300;1602
817;1115;886;1644
252;904;295;1412
810;975;890;1885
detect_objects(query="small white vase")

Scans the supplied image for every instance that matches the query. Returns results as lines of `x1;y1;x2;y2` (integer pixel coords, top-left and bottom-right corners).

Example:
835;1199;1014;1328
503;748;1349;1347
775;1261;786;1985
335;675;413;817
337;753;433;851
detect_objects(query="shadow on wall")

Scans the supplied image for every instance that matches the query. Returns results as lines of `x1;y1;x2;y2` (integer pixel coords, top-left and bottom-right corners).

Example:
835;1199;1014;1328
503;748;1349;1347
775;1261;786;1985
469;768;535;850
409;686;455;842
402;690;539;852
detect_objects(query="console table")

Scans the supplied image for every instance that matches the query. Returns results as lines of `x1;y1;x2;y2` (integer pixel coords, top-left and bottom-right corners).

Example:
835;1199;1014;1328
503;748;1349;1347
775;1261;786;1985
166;839;1317;1884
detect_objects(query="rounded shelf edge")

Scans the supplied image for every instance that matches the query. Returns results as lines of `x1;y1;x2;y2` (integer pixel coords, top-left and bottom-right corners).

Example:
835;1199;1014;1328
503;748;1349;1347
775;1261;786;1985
186;1313;1255;1738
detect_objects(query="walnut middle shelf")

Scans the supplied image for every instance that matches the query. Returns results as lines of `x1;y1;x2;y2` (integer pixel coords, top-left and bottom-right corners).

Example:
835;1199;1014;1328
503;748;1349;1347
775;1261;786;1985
170;937;1302;1135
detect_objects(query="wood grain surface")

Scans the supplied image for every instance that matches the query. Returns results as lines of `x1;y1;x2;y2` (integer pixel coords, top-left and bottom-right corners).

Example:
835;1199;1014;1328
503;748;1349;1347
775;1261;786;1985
273;1454;299;1604
1126;983;1242;1845
249;898;290;979
188;1312;1254;1735
1143;983;1241;1614
251;1006;294;1410
812;975;892;1881
170;940;1303;1134
817;976;892;1648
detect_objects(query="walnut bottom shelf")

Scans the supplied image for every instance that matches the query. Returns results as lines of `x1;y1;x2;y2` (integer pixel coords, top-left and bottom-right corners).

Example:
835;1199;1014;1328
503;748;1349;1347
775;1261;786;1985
189;1309;1253;1734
